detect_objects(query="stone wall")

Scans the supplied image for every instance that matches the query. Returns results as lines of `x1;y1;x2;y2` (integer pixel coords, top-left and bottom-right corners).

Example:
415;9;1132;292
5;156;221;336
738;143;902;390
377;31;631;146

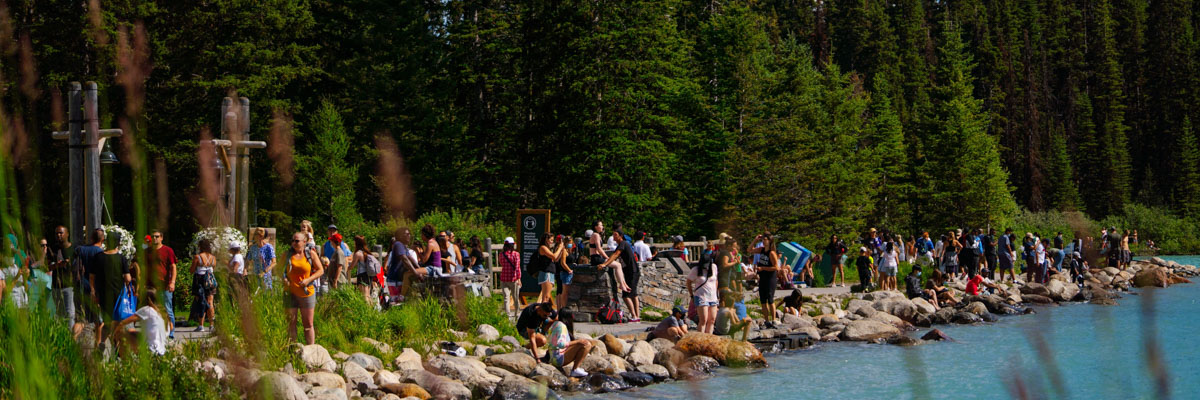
410;272;492;300
565;260;690;318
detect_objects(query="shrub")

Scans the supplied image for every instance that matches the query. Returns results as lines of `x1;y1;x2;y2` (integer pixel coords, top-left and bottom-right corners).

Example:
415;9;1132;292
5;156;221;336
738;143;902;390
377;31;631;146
1101;203;1200;255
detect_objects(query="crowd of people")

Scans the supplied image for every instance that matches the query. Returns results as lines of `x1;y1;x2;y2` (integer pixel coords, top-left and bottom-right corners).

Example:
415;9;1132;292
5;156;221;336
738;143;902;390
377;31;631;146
0;215;1148;361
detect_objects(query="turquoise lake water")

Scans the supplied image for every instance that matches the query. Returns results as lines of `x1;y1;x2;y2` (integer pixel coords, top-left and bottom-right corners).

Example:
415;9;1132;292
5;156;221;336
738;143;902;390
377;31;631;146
585;255;1200;399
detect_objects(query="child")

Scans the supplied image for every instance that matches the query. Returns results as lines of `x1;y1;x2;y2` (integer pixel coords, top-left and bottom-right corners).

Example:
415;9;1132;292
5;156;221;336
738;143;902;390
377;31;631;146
113;290;169;356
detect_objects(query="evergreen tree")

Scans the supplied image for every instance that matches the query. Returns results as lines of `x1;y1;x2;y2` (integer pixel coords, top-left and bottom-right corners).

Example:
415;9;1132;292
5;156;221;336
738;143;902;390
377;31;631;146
1144;0;1199;202
924;18;1017;229
867;77;912;232
296;101;363;228
1176;118;1200;218
1086;0;1133;216
1046;123;1083;211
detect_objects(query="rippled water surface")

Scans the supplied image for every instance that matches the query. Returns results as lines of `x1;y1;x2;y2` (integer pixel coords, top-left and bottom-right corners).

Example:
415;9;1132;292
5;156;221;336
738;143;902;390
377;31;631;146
581;256;1200;399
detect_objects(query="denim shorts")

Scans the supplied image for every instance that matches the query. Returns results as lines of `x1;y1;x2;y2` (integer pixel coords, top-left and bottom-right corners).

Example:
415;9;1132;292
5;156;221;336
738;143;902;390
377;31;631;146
693;296;718;307
538;271;555;284
558;271;574;285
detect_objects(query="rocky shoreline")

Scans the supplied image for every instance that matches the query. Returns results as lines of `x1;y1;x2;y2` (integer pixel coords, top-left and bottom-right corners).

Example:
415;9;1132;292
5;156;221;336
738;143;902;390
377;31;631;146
205;257;1195;400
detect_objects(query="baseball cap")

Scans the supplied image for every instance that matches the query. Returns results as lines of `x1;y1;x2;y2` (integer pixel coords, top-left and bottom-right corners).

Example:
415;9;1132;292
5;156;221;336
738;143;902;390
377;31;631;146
860;246;869;253
672;305;686;316
503;237;514;244
327;224;338;231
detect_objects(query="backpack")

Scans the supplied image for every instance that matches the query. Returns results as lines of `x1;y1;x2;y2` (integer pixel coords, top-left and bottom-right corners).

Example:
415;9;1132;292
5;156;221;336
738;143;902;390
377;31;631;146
362;252;382;276
596;299;624;324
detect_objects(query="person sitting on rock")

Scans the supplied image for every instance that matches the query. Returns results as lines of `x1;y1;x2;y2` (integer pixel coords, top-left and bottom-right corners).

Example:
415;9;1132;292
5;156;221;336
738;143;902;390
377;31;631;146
904;268;939;311
541;309;591;378
649;305;689;342
926;270;958;307
713;292;751;341
965;273;1008;297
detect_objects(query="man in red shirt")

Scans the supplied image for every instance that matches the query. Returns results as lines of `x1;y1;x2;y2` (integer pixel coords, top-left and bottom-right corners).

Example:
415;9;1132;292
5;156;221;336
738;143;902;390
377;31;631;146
147;230;178;337
965;274;1007;297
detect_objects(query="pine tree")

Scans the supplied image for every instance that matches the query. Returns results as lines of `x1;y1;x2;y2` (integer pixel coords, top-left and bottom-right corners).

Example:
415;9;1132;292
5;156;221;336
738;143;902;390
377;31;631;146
1144;0;1199;204
1176;118;1200;217
1046;123;1083;211
925;18;1018;229
296;101;363;228
867;77;912;232
1086;0;1133;216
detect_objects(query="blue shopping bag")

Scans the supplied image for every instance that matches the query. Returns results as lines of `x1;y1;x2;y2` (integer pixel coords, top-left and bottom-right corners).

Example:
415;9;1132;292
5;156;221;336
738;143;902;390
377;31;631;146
113;284;137;322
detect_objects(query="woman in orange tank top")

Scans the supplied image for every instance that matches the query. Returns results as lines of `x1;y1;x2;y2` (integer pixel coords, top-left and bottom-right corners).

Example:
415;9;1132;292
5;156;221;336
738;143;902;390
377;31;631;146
285;231;324;345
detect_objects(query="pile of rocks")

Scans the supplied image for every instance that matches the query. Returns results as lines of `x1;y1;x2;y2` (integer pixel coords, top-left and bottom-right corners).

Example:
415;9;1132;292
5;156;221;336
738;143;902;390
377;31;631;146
202;258;1196;399
207;324;771;400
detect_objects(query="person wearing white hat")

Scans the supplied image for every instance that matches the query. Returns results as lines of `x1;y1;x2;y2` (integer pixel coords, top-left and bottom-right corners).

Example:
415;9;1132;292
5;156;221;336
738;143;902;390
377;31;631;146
498;237;522;318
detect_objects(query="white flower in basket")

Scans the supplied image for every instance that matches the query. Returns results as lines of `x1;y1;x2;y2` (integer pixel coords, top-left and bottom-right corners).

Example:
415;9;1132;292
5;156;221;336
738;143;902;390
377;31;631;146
189;226;248;266
100;224;137;259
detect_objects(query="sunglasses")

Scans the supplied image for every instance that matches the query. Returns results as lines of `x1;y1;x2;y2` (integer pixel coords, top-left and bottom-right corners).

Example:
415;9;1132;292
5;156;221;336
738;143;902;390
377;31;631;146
292;239;303;243
152;235;162;238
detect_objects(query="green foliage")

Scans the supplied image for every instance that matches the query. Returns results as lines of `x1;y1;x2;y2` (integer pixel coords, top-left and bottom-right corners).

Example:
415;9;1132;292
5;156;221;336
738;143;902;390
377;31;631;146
296;101;363;229
1009;209;1095;244
1101;204;1200;254
1174;118;1200;218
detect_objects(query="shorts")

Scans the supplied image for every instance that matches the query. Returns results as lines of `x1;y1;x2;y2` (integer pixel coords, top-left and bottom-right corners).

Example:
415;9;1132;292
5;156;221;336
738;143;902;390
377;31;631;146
999;255;1013;270
356;272;377;286
881;265;897;277
558;271;574;285
622;268;640;299
693;295;718;307
757;270;777;304
1122;250;1132;263
538;272;555;284
284;293;317;309
590;254;605;266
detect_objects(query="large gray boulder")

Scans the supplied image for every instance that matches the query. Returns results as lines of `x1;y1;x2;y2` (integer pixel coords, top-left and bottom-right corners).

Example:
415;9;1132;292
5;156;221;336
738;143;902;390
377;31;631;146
392;348;423;372
625;340;656;367
476;324;501;342
485;352;536;376
872;296;919;322
962;301;989;316
299;371;346;391
307;386;347;400
251;372;309;400
530;363;570;389
426;355;501;398
341;361;373;387
911;297;937;315
296;344;337;372
839;319;901;341
844;299;873;315
346;352;384;372
400;370;471;400
637;364;670;381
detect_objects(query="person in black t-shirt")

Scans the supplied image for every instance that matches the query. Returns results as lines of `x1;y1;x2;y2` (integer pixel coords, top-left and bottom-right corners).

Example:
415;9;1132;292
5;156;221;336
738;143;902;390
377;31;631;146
826;235;848;287
599;230;642;322
515;302;554;355
855;247;874;290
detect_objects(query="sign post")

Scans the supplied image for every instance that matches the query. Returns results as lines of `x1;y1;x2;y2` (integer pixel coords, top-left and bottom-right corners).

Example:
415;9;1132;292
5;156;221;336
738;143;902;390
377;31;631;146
517;209;550;297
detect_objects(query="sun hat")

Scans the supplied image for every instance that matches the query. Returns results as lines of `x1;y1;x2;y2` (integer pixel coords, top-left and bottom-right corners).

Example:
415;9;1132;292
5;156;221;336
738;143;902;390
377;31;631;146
503;237;515;244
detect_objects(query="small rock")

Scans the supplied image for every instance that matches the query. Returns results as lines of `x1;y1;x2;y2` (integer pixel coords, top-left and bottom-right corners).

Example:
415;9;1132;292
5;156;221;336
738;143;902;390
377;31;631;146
1023;294;1055;304
309;386;349;400
625;340;656;367
472;345;494;358
586;373;631;393
476;324;500;342
619;371;654;387
530;363;570;389
951;311;983;324
447;329;468;340
492;374;556;400
333;351;350;361
251;372;308;400
885;334;923;346
342;361;374;387
379;383;431;400
361;337;393;355
296;343;338;372
962;301;989;316
392;348;423;372
839;320;900;341
300;371;347;390
426;355;502;397
587;340;608;357
600;334;627;357
636;364;670;381
648;338;675;354
579;354;614;374
348;353;384;372
485;352;536;376
680;355;718;378
400;370;471;400
606;354;629;373
574;333;594;341
374;370;401;386
920;329;953;341
500;336;522;349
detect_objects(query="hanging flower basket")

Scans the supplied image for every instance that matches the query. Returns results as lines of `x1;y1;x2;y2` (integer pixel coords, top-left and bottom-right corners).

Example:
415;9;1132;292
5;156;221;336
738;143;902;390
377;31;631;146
100;224;137;259
189;226;247;265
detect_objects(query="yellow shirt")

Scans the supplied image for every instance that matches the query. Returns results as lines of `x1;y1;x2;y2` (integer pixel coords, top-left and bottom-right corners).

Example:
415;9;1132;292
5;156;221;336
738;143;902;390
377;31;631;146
287;253;314;298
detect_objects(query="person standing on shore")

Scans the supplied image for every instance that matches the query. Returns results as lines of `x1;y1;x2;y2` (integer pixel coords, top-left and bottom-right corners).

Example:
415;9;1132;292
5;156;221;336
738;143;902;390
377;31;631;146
91;230;132;349
1121;229;1132;270
687;247;718;334
534;233;562;306
497;237;521;317
247;228;276;290
555;236;577;309
940;233;960;281
982;228;998;279
46;226;78;330
145;230;178;338
190;239;218;332
855;247;874;289
389;228;424;304
826;235;847;287
285;231;325;345
997;228;1016;282
1034;238;1048;284
915;231;934;268
751;235;780;329
322;226;351;290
